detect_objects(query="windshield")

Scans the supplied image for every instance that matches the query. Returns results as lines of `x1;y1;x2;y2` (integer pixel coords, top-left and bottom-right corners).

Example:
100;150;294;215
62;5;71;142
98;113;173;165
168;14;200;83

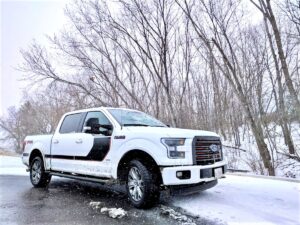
108;109;166;127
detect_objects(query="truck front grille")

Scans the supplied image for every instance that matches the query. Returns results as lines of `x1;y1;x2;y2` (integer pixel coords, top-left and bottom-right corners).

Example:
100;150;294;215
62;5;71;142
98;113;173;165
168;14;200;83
192;136;222;165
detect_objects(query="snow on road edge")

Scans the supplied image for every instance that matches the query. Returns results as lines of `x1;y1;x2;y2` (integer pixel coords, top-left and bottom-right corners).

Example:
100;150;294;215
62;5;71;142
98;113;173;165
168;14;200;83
172;175;300;225
227;172;300;183
0;155;28;176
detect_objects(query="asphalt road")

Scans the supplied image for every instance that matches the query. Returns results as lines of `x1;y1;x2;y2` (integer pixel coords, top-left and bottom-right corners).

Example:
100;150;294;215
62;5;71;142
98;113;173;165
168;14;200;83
0;175;222;225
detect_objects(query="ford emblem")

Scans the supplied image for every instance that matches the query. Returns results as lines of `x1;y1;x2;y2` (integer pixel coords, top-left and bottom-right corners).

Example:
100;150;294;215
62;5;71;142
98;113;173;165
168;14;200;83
209;144;219;152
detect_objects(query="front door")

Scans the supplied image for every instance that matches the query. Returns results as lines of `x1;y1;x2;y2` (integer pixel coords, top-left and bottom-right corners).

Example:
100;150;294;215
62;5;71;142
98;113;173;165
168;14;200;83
50;111;113;177
71;111;113;177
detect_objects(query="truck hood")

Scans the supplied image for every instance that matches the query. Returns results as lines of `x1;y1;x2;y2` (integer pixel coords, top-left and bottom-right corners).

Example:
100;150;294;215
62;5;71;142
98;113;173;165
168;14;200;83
123;126;219;139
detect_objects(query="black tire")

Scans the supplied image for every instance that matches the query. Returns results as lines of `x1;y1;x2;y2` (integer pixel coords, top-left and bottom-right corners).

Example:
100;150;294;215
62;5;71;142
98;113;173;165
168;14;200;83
30;156;51;188
126;160;160;208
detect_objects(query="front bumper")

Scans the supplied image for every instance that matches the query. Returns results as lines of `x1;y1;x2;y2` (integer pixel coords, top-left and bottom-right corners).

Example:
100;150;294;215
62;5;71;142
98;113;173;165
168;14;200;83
160;160;227;185
169;179;218;195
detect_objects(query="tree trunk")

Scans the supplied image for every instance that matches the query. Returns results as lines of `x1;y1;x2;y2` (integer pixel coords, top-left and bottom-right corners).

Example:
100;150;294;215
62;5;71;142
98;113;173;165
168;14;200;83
210;37;276;176
263;14;296;154
248;116;275;176
264;0;300;114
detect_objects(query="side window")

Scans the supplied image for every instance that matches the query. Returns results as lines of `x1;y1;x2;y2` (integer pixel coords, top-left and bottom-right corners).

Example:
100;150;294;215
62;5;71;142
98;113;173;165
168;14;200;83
59;113;82;134
83;111;113;136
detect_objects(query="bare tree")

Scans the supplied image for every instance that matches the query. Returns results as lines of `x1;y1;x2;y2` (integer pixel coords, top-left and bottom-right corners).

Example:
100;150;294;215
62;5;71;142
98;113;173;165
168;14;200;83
283;0;300;37
176;0;275;175
250;0;300;114
0;84;87;152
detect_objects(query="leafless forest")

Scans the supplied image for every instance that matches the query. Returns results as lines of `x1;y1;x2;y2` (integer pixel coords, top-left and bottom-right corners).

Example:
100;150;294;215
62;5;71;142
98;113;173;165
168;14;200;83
1;0;299;176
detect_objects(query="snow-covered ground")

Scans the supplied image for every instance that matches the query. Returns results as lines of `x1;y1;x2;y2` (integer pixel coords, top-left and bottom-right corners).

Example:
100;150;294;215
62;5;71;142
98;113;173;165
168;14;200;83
173;175;300;225
0;155;27;175
1;155;299;225
223;122;300;178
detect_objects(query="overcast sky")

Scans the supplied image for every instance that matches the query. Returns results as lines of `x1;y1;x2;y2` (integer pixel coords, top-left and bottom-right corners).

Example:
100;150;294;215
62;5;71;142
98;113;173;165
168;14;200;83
0;0;70;115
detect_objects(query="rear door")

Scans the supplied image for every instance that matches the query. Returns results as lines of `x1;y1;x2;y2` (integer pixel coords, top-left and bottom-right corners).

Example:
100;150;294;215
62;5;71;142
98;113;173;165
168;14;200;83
50;112;94;173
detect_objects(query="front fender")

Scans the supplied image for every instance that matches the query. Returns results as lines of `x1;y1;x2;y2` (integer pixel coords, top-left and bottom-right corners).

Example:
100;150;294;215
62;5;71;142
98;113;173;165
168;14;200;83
111;138;165;178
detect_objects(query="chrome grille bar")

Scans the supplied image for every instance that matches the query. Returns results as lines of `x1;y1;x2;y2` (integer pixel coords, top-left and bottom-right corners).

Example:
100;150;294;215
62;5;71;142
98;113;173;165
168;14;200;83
192;136;222;165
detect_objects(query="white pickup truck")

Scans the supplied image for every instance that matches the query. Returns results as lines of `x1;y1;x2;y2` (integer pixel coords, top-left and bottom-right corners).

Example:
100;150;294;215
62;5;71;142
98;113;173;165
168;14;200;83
22;107;227;208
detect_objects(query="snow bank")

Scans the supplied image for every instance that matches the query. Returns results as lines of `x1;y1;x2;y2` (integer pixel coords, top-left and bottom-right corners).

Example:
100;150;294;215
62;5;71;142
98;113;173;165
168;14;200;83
223;122;300;178
89;201;127;219
89;201;103;209
0;155;27;176
172;175;300;225
100;207;127;219
160;205;194;223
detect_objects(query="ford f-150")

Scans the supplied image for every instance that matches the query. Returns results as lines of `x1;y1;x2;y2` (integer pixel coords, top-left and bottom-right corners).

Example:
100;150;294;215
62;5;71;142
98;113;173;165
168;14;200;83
22;107;227;208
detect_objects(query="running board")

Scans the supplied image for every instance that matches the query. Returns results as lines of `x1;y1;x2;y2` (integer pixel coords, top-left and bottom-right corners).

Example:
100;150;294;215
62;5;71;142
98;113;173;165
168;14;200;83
49;171;116;185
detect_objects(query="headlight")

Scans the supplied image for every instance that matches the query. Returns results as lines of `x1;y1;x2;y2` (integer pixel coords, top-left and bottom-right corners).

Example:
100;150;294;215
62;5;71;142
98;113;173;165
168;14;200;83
161;138;186;159
162;138;185;146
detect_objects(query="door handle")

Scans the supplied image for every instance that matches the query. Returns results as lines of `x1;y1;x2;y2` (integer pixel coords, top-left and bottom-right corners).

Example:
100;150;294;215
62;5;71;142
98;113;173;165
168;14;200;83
53;139;59;144
75;139;83;144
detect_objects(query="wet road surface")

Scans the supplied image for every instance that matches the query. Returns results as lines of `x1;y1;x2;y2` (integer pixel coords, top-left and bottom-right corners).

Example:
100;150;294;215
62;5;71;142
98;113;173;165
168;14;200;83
0;175;222;225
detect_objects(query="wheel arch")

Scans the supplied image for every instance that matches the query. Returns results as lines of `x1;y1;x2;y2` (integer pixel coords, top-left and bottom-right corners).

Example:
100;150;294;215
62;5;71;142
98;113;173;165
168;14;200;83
117;149;162;185
29;149;45;167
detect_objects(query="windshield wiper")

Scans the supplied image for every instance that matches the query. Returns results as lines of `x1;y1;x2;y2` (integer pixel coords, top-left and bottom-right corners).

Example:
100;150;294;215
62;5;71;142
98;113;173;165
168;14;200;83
123;123;150;127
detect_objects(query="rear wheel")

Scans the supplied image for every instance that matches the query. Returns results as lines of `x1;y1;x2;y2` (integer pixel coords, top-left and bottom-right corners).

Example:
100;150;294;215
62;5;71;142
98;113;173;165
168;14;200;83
30;156;51;188
126;160;160;208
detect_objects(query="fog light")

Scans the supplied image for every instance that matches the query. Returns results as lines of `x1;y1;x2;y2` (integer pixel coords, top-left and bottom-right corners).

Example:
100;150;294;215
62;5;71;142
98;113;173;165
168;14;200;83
176;170;191;179
176;171;183;177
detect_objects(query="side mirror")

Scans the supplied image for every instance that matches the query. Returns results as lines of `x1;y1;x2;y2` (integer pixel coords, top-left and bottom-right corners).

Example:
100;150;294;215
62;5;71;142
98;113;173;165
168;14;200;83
83;126;92;132
91;123;101;131
83;116;113;135
84;117;100;134
100;124;113;130
83;124;101;134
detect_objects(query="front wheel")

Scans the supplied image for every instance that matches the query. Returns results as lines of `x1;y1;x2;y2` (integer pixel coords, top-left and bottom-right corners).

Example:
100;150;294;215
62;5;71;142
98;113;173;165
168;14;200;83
30;156;51;188
126;160;160;208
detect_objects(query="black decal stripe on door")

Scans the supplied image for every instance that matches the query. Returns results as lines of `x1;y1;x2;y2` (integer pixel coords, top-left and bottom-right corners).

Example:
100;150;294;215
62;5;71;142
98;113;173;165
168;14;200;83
45;137;111;161
85;137;110;160
45;155;73;160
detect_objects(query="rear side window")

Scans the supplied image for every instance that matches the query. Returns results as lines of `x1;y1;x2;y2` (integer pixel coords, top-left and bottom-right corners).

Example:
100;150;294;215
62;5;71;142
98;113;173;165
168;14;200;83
59;113;82;134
